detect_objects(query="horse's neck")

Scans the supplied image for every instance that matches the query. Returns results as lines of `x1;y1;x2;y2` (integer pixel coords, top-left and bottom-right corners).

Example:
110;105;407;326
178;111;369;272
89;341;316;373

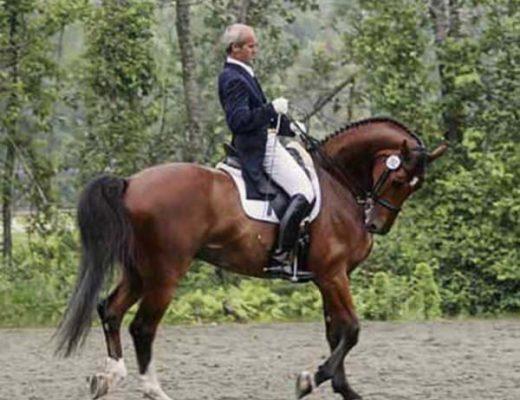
318;123;409;195
314;158;373;268
324;126;401;162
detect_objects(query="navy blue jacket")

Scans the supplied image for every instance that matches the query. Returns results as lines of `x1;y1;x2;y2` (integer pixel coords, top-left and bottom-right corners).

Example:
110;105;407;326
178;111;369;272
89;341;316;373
218;62;291;188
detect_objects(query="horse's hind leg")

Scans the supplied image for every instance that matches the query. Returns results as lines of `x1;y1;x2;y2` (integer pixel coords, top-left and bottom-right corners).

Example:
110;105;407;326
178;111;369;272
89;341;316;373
129;268;185;400
89;275;141;399
296;272;361;400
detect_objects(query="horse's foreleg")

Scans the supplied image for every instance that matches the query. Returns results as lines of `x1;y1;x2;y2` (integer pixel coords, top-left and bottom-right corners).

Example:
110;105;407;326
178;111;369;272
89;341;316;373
89;277;141;399
296;272;361;400
129;280;178;400
331;363;361;400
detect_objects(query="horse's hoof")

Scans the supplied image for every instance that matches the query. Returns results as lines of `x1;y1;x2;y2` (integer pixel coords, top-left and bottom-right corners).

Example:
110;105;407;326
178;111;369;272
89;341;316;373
88;373;110;399
143;390;173;400
142;385;173;400
295;371;314;399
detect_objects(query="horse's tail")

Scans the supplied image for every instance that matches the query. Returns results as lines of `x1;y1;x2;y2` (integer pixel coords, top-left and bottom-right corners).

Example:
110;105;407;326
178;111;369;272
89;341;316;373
55;175;135;357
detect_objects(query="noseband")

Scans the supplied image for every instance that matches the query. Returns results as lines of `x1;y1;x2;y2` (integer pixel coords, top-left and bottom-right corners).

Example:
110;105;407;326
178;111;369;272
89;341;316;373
369;154;404;213
367;148;428;214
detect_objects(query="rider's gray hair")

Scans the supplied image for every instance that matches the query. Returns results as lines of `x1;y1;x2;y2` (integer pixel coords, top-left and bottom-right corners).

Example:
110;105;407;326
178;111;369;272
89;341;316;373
222;24;252;54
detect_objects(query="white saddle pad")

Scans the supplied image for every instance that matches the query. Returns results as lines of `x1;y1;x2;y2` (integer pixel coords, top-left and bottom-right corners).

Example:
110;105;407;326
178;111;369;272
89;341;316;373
217;141;321;224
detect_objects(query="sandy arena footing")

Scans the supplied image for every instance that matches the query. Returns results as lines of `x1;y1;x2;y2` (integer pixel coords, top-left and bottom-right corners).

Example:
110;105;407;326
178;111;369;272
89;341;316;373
0;319;518;400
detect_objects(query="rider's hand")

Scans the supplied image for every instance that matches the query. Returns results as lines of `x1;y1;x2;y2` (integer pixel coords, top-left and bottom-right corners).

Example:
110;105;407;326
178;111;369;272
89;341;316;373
290;120;307;135
272;97;288;115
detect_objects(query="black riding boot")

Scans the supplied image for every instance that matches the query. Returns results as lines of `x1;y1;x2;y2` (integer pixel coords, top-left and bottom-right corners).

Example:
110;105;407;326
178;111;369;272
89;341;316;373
264;194;314;281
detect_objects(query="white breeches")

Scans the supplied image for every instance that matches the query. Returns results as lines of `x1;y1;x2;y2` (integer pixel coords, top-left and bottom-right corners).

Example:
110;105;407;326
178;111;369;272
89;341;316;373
263;133;315;203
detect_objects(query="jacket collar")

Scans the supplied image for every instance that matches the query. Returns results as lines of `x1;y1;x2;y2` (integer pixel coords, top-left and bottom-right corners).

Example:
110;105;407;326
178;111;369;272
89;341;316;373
226;56;255;77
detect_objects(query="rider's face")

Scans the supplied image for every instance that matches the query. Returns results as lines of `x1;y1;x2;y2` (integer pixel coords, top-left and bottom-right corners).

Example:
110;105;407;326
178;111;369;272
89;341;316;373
231;30;258;64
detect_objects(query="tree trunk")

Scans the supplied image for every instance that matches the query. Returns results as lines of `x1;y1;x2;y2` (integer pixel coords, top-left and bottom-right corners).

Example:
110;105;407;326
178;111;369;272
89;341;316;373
2;144;15;265
2;9;20;265
231;0;250;23
430;0;464;143
175;0;204;162
430;0;449;45
448;0;462;38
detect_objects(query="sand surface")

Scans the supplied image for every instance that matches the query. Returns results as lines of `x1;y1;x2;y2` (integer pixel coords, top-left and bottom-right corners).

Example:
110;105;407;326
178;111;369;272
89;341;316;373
0;320;518;399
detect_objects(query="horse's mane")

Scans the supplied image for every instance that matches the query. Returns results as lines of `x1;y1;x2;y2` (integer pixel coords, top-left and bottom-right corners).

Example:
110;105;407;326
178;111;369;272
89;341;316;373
318;116;424;148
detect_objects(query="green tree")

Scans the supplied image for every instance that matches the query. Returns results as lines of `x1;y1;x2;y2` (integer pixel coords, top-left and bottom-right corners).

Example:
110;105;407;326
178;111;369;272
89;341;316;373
78;0;158;181
347;0;519;315
0;0;86;262
346;0;437;134
405;263;442;320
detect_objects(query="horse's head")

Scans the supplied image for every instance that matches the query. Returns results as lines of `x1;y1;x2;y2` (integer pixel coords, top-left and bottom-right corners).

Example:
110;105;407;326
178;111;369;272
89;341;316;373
364;140;448;234
317;117;449;235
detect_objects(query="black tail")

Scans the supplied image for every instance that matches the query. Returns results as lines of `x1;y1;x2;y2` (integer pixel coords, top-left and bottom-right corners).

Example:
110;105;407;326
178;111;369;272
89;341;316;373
55;175;135;357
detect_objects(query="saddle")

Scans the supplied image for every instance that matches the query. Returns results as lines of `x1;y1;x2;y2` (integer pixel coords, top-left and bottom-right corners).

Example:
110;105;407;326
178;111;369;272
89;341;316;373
217;141;322;283
222;143;289;220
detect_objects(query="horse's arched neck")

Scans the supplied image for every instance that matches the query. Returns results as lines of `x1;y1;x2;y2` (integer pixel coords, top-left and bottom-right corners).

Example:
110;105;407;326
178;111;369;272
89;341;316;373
317;122;411;193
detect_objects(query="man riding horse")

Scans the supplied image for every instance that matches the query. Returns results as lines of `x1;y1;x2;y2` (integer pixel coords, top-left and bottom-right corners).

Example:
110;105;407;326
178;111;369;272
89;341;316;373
218;23;315;277
55;21;448;400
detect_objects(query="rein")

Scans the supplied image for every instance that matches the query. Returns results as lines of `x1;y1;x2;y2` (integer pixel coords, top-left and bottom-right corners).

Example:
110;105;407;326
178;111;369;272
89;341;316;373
286;115;424;215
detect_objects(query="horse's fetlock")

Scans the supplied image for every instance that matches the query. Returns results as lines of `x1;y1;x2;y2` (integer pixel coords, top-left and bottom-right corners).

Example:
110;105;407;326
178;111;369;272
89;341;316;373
331;379;346;394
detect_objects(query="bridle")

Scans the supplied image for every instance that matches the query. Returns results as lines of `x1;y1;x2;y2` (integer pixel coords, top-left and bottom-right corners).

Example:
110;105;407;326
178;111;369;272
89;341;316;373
314;149;414;215
367;151;426;213
369;154;405;213
287;115;426;216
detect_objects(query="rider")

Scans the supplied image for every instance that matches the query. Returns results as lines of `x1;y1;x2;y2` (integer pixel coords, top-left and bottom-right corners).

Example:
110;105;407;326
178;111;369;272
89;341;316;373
218;23;315;275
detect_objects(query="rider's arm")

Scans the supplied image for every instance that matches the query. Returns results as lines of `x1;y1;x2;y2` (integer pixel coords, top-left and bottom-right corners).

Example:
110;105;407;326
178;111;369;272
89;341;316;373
222;78;276;134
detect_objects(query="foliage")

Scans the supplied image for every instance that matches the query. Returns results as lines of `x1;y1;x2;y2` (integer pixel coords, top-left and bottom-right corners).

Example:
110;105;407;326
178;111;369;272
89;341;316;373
346;0;435;131
78;0;159;181
356;271;407;320
0;213;77;326
405;263;442;320
164;263;322;324
352;263;441;321
0;0;87;262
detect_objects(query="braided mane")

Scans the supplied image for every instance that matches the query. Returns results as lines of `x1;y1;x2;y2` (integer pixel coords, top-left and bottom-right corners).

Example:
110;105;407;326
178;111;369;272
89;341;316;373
318;116;424;148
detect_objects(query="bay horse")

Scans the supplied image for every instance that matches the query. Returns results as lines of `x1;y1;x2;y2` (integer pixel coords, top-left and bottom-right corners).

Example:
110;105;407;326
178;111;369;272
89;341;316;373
55;117;447;400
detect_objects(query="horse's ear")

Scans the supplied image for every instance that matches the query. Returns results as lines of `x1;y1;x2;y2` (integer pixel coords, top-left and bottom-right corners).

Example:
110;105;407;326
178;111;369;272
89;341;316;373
427;142;449;163
401;140;411;160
